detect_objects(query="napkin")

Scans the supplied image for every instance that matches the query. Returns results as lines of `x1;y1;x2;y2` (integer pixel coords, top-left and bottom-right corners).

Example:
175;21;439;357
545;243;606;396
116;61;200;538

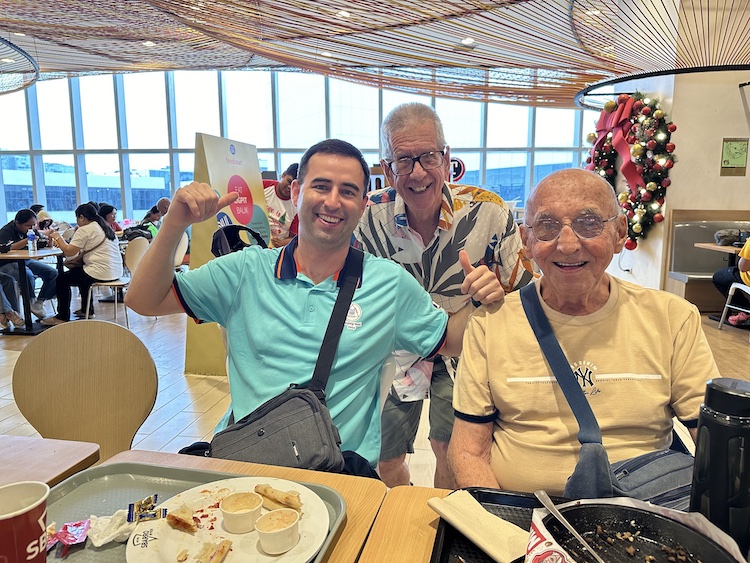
428;490;527;563
87;510;137;547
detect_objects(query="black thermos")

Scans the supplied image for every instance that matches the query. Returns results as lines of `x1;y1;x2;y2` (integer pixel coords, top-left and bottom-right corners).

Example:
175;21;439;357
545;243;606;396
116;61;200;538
690;378;750;558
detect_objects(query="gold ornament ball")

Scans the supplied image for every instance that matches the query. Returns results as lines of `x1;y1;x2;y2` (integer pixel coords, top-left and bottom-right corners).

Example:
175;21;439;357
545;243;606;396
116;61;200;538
631;144;645;158
617;192;629;203
646;181;658;191
587;132;598;144
653;109;664;120
632;223;643;233
604;100;617;113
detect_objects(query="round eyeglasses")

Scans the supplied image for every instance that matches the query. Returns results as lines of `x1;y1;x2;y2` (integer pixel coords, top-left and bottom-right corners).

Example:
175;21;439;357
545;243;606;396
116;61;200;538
386;150;445;176
525;214;619;242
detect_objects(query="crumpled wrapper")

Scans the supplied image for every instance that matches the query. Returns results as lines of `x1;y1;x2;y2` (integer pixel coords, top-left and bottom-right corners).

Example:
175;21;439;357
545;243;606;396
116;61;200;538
525;497;746;563
87;510;137;547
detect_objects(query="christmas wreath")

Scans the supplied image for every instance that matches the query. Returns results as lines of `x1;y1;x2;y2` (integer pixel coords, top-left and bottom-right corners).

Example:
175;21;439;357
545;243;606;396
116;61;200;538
585;92;677;250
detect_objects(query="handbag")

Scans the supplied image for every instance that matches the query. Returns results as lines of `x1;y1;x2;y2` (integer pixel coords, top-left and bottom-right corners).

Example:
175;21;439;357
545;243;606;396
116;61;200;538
208;248;364;473
64;236;106;268
519;284;694;510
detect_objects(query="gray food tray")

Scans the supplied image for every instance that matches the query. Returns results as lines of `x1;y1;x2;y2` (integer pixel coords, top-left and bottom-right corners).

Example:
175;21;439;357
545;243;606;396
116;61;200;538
46;462;347;562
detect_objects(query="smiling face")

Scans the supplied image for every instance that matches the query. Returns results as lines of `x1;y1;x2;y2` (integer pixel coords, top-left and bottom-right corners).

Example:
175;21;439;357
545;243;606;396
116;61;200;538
382;121;450;225
275;173;294;200
292;152;367;252
521;169;627;315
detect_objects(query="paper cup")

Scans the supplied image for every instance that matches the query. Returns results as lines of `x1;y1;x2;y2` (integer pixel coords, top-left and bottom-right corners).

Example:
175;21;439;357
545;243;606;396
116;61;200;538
0;481;50;563
256;508;300;555
219;491;263;534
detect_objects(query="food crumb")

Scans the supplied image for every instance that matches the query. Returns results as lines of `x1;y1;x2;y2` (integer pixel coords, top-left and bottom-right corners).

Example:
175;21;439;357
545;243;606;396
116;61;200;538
176;548;188;561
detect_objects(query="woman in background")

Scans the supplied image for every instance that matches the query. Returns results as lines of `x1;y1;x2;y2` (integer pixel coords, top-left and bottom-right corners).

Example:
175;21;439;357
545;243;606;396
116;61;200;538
98;203;123;232
42;203;123;325
139;206;161;238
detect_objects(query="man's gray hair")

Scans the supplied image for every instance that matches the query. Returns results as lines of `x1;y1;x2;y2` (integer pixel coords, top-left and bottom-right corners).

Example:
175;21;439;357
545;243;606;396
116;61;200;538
380;103;446;160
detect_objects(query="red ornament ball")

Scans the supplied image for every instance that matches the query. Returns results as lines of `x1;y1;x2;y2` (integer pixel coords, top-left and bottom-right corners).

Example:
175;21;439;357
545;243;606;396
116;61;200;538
661;178;671;188
668;124;677;132
633;100;644;110
602;144;612;152
641;191;653;202
653;213;664;223
657;197;665;205
606;168;615;176
652;163;663;172
664;160;674;169
586;156;592;164
641;106;652;116
646;140;657;150
666;142;676;153
636;165;645;175
627;210;635;219
618;93;631;104
624;238;638;250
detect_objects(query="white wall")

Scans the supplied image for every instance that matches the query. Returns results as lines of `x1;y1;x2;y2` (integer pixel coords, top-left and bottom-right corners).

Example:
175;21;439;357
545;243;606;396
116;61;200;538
606;71;750;289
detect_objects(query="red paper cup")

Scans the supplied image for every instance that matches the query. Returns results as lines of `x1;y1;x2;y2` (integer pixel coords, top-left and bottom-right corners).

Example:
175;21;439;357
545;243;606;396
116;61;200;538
0;481;50;563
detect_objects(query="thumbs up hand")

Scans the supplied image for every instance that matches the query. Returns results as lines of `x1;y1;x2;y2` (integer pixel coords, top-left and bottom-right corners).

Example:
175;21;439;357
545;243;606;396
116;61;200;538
459;249;505;308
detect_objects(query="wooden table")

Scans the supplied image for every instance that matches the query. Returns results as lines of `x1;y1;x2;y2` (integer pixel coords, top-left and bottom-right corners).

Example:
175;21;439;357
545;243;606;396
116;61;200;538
0;247;63;335
105;450;388;563
694;242;742;267
0;435;100;487
359;485;450;562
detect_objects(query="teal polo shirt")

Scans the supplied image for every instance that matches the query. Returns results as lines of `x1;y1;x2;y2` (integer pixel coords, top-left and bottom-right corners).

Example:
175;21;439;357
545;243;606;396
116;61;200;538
173;240;448;466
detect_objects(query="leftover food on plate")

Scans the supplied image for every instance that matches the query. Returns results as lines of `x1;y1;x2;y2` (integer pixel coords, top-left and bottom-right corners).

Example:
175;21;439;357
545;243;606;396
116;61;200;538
125;476;329;563
195;539;233;563
166;505;198;534
254;483;304;514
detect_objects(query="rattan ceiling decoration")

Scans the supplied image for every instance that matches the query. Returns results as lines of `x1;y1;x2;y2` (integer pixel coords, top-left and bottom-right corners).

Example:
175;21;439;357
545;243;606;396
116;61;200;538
1;0;749;107
0;36;38;94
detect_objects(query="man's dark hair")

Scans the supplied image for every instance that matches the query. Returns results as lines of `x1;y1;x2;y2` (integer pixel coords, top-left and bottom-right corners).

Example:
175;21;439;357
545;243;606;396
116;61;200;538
30;204;44;214
283;163;299;179
15;209;36;224
298;139;370;196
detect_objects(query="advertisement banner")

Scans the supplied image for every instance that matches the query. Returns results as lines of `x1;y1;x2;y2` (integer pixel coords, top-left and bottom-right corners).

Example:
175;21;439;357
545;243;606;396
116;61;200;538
185;133;270;376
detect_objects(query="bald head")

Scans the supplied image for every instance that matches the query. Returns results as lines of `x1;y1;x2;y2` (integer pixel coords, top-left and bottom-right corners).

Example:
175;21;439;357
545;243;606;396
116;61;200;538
156;197;171;215
527;169;619;220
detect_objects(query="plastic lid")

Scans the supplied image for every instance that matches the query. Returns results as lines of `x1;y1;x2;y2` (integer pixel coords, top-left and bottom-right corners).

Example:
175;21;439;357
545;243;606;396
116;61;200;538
704;378;750;417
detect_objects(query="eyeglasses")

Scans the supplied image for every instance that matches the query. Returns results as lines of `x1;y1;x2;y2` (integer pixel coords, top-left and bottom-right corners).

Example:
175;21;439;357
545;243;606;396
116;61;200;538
385;149;445;176
525;214;619;242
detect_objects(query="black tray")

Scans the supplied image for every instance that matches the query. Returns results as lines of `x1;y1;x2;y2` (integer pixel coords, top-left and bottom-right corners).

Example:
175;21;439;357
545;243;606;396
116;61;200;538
429;488;567;563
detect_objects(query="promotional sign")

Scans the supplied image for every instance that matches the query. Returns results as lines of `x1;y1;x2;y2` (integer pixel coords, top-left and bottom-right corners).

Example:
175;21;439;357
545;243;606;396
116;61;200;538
451;157;466;182
185;133;270;376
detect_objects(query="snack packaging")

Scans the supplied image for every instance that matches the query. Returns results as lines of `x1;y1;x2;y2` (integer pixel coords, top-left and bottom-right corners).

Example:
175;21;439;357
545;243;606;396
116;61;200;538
48;520;90;558
127;494;167;523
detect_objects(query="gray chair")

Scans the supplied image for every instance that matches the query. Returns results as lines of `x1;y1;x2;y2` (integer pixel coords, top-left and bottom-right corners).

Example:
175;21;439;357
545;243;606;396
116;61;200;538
718;282;750;343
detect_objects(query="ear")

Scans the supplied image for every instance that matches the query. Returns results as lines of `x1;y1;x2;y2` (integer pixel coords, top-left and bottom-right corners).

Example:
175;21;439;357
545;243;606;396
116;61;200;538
291;179;301;207
380;158;395;188
519;223;534;257
612;213;628;253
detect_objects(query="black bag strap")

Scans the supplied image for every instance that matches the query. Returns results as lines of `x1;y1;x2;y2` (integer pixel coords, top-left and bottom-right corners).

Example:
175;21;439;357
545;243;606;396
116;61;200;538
519;284;603;446
306;247;364;401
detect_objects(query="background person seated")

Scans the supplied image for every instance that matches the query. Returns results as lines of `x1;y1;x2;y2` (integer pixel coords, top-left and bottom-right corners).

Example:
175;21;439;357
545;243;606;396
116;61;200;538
448;169;717;503
0;272;24;329
712;237;750;325
0;208;58;319
140;206;161;238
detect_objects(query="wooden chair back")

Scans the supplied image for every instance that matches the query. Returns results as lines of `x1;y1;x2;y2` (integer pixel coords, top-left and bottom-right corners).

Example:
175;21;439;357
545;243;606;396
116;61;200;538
12;320;158;462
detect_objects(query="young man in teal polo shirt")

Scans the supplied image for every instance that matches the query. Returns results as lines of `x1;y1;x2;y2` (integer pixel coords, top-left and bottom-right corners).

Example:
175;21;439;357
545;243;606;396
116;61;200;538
126;139;505;469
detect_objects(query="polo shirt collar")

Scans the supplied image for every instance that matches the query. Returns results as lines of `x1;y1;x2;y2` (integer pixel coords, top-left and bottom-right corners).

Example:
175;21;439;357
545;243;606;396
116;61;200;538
393;182;455;233
275;236;363;288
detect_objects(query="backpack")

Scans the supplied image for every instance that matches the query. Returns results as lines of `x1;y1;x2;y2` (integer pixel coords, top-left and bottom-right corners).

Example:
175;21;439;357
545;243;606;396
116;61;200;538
211;224;267;257
123;225;153;241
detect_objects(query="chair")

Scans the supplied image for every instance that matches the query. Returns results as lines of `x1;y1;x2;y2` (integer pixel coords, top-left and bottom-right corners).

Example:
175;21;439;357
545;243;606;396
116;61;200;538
12;320;158;462
174;231;189;272
85;236;150;327
718;282;750;342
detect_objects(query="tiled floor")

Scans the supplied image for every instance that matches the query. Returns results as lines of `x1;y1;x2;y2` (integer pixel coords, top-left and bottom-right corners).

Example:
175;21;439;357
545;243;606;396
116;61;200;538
2;293;749;488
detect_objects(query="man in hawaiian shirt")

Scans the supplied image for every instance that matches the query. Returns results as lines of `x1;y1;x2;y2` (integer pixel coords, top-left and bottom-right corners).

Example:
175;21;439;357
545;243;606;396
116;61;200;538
354;103;535;487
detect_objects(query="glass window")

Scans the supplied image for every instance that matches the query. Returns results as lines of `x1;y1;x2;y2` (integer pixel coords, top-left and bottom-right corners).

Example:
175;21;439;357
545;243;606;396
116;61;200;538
84;154;122;208
487;103;530;148
37;79;73;150
382;90;431;118
534;107;577;148
436;99;482;148
178;153;195;187
2;154;32;219
0;90;29;150
224;71;274;148
79;75;118;149
486;152;529;205
581;109;601;145
449;151;481;186
128;153;171;219
278;153;304;178
329;78;379;149
256;152;274;174
43;154;77;214
123;72;168;149
174;70;220;149
533;151;578;184
277;73;325;148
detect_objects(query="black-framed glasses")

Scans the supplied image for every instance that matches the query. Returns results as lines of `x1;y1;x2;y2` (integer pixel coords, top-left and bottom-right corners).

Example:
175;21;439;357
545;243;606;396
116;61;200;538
525;214;619;242
385;149;445;176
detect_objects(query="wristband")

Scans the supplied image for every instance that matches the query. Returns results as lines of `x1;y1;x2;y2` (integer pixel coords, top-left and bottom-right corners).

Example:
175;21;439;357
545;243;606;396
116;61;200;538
471;297;482;308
